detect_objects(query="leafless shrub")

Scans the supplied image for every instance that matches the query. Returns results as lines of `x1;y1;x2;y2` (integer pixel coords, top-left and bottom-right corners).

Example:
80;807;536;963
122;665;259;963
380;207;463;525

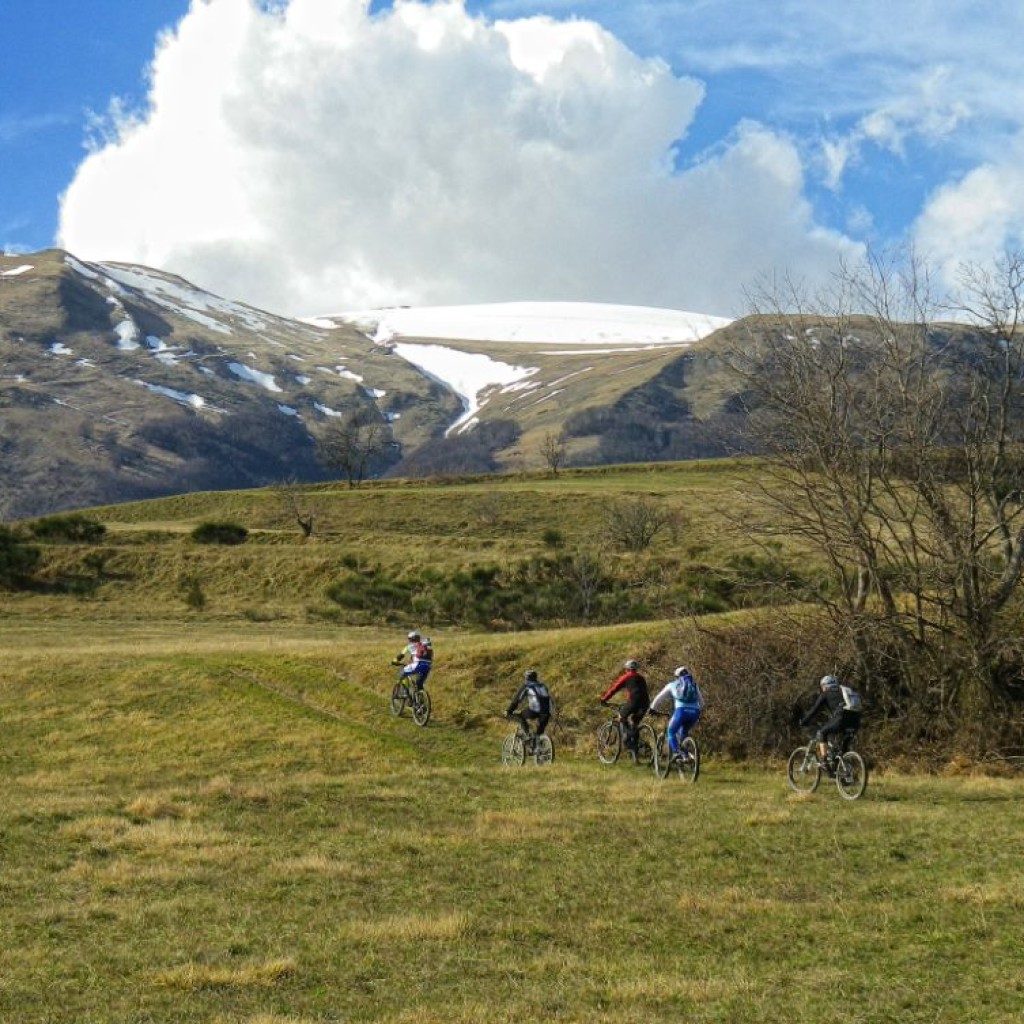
603;496;679;551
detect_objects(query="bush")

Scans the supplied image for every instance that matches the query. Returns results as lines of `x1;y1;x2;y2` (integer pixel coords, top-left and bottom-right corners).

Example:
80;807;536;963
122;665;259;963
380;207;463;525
686;611;849;760
0;527;41;589
28;514;106;543
180;573;206;609
191;522;248;545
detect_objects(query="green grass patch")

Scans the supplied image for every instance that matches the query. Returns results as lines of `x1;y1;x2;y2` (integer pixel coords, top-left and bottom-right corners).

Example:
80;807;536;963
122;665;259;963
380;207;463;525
1;622;1023;1021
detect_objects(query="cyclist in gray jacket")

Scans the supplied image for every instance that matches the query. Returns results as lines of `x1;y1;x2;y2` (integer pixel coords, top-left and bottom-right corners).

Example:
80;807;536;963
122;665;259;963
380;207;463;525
506;669;552;739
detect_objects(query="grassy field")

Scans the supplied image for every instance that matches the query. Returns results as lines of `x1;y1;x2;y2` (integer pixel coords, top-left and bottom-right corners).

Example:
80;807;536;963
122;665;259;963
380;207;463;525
2;620;1023;1023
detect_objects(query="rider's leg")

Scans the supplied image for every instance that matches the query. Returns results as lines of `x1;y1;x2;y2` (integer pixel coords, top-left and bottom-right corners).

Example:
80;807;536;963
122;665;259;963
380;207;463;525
627;712;641;749
414;663;431;691
617;711;630;746
818;714;844;762
677;708;700;757
667;707;686;755
813;729;827;761
401;664;417;690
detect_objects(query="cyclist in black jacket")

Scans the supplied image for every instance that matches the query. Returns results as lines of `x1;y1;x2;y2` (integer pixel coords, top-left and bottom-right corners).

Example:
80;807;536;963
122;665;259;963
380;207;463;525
506;669;552;739
800;675;861;765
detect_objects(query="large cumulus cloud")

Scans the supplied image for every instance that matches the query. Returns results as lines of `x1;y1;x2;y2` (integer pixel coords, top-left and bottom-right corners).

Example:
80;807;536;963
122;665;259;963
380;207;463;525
58;0;860;317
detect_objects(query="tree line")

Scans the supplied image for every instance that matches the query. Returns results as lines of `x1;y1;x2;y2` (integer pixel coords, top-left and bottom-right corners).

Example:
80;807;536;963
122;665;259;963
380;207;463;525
718;249;1024;755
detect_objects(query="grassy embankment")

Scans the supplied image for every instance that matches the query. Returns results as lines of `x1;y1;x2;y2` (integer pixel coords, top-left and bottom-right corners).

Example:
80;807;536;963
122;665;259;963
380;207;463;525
1;460;785;623
2;463;1023;1020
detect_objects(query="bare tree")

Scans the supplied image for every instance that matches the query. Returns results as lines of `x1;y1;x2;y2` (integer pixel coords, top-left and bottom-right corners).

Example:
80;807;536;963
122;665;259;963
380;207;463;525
272;479;318;538
540;432;568;476
316;410;390;489
565;547;606;621
721;250;1024;740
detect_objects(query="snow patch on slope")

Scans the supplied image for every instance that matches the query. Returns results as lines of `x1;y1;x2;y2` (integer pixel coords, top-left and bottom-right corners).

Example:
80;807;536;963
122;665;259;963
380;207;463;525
336;301;731;346
392;342;536;435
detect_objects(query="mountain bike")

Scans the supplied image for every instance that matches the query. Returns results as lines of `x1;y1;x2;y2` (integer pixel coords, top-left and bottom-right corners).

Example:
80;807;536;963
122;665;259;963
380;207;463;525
651;712;700;782
596;703;656;767
787;729;867;800
389;673;431;727
501;718;555;767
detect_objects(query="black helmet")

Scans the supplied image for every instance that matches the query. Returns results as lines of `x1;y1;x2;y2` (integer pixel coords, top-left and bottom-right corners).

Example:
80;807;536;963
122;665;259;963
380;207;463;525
524;669;538;682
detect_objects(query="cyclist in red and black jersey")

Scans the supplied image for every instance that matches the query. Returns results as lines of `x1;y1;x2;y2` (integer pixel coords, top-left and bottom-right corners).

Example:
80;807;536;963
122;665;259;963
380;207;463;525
600;659;650;750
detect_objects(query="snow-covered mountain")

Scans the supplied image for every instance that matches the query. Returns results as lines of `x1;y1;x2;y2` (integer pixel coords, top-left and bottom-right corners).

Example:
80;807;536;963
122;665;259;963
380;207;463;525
0;249;738;517
0;250;458;517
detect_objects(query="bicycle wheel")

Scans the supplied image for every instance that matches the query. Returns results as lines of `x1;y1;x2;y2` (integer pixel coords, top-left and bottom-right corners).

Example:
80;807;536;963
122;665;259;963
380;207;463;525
389;683;407;717
411;687;431;727
654;732;670;779
787;746;821;794
501;733;526;767
633;723;656;767
534;734;554;767
676;736;700;783
835;751;868;800
596;720;621;764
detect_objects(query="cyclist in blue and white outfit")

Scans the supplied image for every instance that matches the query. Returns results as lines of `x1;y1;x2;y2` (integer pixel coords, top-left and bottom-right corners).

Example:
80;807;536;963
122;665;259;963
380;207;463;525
391;631;432;691
651;666;703;762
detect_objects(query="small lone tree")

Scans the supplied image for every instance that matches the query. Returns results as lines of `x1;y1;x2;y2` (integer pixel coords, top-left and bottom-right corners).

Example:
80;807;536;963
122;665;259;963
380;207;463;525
316;410;389;488
540;432;568;476
273;479;317;538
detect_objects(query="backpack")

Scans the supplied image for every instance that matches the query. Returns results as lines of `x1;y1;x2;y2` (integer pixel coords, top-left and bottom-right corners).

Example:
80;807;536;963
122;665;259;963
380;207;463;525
416;640;433;662
840;685;862;712
527;681;551;711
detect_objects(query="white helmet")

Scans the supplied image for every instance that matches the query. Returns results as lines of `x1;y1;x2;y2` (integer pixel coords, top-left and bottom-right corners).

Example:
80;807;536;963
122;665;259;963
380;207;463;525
408;631;421;641
674;666;690;678
624;659;639;671
820;674;839;689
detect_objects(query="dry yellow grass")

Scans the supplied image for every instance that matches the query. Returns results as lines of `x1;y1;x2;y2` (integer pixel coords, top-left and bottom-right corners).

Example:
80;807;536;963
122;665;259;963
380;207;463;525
154;958;298;990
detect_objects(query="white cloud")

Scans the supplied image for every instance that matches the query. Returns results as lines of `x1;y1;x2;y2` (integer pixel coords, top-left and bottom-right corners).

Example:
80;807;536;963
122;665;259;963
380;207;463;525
57;0;865;318
817;66;973;194
913;142;1024;276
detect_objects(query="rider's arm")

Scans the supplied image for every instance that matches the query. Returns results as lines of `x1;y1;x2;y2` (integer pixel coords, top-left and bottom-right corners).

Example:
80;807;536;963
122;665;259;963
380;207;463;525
506;685;526;717
600;674;628;703
799;692;826;726
651;682;674;711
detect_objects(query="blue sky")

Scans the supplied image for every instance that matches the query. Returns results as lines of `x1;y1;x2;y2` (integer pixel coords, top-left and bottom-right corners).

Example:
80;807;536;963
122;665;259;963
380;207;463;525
3;0;1022;317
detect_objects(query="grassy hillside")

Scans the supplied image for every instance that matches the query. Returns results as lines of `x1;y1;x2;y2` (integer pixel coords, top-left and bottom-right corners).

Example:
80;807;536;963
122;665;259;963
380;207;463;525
4;460;788;624
2;620;1023;1023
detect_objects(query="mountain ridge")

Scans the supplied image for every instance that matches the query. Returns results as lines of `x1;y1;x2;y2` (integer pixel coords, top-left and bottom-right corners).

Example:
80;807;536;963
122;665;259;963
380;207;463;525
1;248;736;518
